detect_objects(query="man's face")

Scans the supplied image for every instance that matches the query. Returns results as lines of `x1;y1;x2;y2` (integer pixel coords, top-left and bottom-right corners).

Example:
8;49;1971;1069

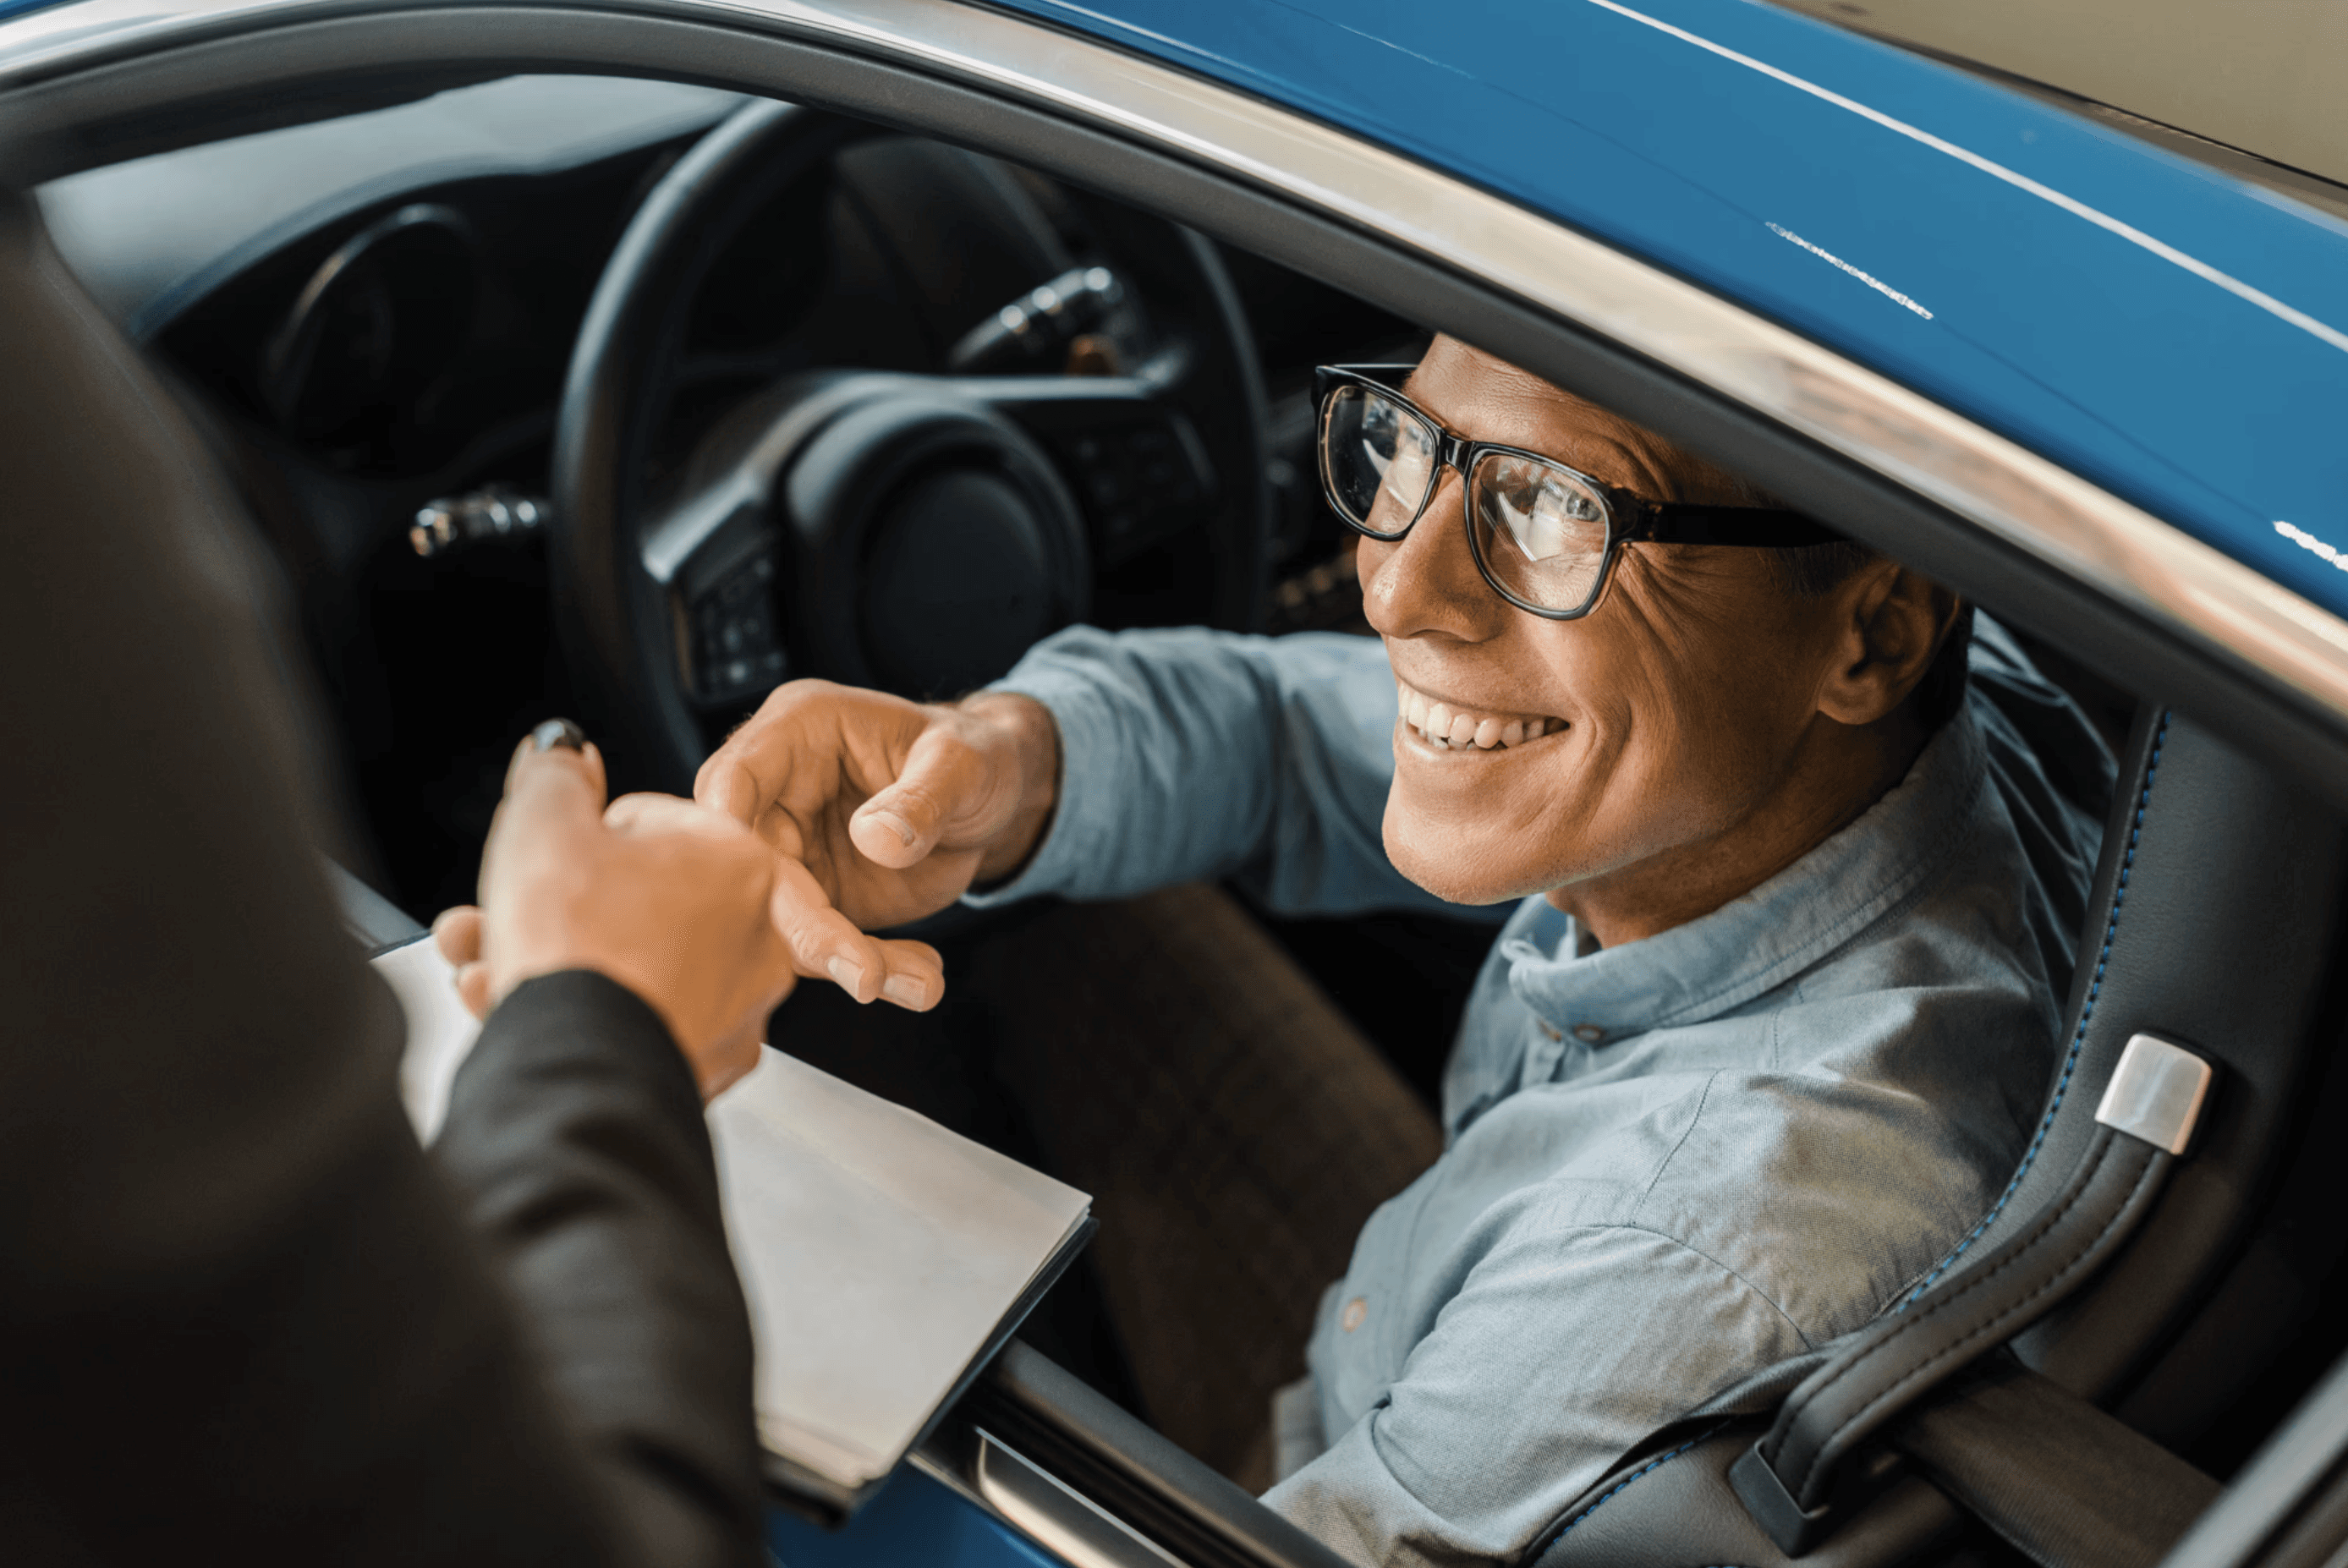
1360;337;1857;908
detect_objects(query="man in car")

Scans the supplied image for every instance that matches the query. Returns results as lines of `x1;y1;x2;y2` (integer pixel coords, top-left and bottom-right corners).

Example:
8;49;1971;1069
694;333;2111;1565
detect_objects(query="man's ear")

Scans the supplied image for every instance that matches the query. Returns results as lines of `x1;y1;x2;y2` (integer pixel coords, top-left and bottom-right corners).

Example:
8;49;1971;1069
1817;562;1960;726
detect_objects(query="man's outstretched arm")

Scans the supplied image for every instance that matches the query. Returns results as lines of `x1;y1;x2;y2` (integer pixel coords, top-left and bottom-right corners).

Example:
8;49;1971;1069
969;625;1446;915
697;622;1493;1000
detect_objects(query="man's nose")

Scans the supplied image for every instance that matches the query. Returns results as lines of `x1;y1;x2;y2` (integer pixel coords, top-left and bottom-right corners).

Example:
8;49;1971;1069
1359;470;1509;644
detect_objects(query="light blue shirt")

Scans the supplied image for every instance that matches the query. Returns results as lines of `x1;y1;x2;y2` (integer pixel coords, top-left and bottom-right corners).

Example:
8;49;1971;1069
972;619;2110;1566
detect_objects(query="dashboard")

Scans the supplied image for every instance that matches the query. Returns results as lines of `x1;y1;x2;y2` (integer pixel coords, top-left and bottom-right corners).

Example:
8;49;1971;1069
36;74;1412;918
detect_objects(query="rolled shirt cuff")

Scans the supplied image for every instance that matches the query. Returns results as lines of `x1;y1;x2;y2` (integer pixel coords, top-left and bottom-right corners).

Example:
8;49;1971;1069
960;661;1134;908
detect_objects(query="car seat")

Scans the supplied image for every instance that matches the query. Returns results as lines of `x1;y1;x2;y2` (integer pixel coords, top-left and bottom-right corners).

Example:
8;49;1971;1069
1530;706;2348;1568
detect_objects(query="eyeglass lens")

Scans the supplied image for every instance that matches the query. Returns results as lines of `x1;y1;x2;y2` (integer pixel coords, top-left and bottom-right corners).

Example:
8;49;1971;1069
1320;384;1437;540
1319;381;1616;614
1469;451;1610;613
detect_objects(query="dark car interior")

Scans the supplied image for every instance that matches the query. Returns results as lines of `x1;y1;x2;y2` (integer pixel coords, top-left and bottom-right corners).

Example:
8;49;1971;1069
58;81;1349;896
33;62;2348;1568
45;77;1506;1115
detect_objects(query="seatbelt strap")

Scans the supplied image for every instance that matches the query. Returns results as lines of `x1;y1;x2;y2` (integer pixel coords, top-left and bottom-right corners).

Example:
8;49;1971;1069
1893;1351;2219;1568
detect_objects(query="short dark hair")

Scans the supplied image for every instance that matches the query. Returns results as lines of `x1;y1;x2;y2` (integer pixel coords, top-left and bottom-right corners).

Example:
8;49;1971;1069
1769;542;1973;732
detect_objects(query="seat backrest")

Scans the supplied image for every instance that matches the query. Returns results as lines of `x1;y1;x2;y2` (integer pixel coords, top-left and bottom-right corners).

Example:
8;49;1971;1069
1536;709;2348;1568
2004;710;2345;1419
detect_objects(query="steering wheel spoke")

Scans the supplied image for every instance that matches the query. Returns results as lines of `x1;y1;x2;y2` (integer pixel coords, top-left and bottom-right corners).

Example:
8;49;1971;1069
643;485;788;710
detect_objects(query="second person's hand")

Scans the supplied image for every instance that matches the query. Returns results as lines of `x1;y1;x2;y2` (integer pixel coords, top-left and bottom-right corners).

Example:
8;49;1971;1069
436;723;806;1100
694;680;1059;1009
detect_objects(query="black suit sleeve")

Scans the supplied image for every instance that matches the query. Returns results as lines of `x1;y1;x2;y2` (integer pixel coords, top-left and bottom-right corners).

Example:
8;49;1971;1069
0;189;761;1566
439;971;765;1565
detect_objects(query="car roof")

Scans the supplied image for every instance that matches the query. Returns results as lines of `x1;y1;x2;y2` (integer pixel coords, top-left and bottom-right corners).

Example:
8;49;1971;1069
986;0;2348;633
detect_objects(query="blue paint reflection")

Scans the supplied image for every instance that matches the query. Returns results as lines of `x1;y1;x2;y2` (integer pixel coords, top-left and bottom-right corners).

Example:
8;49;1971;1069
767;1465;1063;1568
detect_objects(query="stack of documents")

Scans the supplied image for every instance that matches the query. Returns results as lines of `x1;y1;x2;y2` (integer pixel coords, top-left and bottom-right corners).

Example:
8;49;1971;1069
376;937;1094;1515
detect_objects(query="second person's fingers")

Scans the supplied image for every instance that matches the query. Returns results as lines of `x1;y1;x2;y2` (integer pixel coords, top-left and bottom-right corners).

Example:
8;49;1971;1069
604;791;744;841
453;960;494;1020
433;905;484;967
498;728;608;827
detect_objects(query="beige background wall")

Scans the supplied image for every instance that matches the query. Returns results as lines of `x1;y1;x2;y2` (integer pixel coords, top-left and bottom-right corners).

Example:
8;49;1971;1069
1773;0;2348;187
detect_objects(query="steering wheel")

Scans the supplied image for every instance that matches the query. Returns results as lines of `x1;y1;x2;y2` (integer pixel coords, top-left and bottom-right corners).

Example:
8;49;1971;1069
551;100;1274;794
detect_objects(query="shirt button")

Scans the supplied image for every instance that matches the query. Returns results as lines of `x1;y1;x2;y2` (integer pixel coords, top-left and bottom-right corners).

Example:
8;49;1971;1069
1341;1297;1369;1333
1572;1024;1605;1044
1539;1022;1563;1042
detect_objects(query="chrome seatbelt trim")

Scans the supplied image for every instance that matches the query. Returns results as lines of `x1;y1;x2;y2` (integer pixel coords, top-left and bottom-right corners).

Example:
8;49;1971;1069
2096;1033;2215;1155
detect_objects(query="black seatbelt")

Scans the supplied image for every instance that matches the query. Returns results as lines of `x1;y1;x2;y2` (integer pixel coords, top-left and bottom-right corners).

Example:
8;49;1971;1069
1890;1351;2219;1568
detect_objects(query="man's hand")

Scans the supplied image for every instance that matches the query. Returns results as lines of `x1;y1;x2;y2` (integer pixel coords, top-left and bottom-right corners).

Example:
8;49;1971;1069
692;681;1059;1009
433;725;802;1100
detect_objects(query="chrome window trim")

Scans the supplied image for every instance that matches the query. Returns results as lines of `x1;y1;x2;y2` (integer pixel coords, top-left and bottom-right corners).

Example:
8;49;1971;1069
8;0;2348;728
913;1416;1188;1568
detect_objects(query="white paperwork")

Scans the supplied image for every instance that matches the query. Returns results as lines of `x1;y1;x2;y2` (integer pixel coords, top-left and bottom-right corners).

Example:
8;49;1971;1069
376;938;1092;1505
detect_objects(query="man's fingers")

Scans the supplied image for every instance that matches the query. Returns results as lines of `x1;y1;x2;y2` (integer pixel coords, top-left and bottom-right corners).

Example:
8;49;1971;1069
694;752;760;825
432;905;483;968
766;855;890;1003
870;937;946;1012
848;726;989;869
695;679;880;825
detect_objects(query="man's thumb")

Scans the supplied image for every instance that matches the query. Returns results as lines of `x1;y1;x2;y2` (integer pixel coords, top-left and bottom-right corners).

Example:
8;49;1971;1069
849;783;936;869
848;726;979;869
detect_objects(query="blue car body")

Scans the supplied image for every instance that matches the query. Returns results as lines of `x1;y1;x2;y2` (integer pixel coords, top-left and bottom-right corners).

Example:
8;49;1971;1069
996;0;2348;628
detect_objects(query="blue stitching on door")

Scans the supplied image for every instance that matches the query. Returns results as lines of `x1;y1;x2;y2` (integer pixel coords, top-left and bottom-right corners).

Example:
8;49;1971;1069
1895;710;2170;1311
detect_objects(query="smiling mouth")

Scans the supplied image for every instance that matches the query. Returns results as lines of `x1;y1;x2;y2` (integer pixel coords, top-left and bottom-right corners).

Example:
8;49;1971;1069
1396;677;1568;752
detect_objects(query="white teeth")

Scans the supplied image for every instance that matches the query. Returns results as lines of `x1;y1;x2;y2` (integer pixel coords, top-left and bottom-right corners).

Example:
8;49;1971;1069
1394;678;1561;751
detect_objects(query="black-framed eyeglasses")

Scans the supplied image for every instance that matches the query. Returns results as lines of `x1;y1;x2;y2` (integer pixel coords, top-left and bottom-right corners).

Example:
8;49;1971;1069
1314;365;1845;620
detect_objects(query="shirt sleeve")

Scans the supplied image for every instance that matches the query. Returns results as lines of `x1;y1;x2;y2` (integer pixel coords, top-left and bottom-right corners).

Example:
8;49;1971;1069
965;624;1499;919
1261;1224;1811;1567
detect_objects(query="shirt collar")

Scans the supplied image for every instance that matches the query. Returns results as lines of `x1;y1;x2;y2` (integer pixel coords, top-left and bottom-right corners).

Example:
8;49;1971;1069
1502;709;1990;1042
